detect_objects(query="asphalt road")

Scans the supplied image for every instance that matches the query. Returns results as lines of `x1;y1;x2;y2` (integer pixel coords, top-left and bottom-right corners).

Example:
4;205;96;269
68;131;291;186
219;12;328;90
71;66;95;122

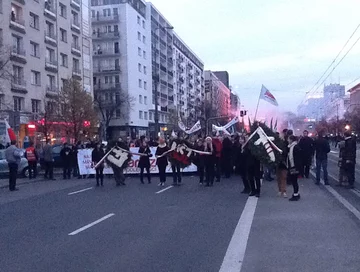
1;170;360;272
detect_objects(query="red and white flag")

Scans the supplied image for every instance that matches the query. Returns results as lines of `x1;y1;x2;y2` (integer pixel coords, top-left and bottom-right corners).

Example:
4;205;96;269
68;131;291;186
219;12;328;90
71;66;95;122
260;85;278;106
5;121;17;142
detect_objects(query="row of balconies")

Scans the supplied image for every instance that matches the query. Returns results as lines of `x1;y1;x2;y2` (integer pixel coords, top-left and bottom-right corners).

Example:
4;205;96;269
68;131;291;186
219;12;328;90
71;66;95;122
92;14;120;24
92;31;120;40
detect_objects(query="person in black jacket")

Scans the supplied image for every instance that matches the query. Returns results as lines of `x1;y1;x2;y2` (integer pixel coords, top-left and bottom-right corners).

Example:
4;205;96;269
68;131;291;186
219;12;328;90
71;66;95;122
138;140;152;184
204;136;216;187
193;138;205;185
60;143;73;180
287;135;302;201
342;132;357;189
314;131;331;185
235;136;250;194
155;137;169;186
92;142;105;186
298;130;314;178
221;136;233;178
246;146;262;198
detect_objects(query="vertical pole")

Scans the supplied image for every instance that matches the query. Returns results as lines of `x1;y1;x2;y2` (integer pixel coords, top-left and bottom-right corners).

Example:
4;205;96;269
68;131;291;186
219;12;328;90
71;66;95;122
254;94;261;121
154;76;159;138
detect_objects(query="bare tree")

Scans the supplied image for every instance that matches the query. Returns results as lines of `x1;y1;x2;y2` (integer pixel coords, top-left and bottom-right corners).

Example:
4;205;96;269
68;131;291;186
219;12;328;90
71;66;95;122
57;78;98;142
94;88;134;140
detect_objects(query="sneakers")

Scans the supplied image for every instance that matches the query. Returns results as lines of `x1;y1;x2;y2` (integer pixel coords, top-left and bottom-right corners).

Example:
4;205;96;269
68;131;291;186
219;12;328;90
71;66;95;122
289;194;300;201
158;182;165;187
282;192;288;198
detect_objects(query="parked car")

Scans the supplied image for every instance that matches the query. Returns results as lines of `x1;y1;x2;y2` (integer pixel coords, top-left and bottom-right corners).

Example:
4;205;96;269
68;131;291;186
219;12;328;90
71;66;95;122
0;149;40;178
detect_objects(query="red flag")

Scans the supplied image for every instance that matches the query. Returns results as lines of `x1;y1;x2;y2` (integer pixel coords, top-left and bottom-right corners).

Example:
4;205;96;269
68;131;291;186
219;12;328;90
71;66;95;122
260;85;278;106
5;121;16;142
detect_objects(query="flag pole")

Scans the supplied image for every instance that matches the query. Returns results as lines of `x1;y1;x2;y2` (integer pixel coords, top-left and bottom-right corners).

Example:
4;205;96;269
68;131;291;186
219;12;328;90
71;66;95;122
254;87;262;121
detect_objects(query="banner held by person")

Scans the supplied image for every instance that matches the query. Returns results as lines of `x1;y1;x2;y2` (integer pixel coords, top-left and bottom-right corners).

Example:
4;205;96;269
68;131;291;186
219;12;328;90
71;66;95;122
178;120;201;134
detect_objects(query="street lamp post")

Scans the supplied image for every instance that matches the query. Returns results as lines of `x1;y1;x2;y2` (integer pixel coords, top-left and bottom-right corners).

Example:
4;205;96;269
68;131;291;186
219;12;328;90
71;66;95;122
153;25;174;138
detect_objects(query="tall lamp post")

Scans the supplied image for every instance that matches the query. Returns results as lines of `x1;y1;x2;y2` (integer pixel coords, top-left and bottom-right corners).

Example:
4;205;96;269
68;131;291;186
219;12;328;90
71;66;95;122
153;25;174;137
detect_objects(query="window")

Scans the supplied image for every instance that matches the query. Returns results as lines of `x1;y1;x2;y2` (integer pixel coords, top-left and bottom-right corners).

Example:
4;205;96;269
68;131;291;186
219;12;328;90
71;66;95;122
138;79;142;88
72;35;79;47
31;99;40;113
60;28;67;42
60;53;68;67
137;16;140;24
137;31;141;41
103;8;110;17
144;96;147;105
143;50;146;59
31;70;41;85
139;110;143;119
143;66;147;75
30;41;39;57
45;21;55;38
12;35;23;53
138;63;142;72
13;96;23;112
142;35;146;44
47;74;56;88
72;11;79;25
142;20;145;29
144;81;147;90
73;58;80;71
13;65;24;81
113;8;118;15
46;47;55;62
144;112;148;120
29;12;39;30
138;47;141;56
139;95;143;104
149;112;153;121
91;10;95;18
115;109;121;118
59;3;67;18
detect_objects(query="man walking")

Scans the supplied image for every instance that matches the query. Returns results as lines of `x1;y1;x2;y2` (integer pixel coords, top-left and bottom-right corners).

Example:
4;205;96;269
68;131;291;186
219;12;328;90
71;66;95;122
60;143;73;180
25;141;38;179
5;140;23;191
298;130;314;178
43;139;55;180
342;131;356;189
314;131;331;185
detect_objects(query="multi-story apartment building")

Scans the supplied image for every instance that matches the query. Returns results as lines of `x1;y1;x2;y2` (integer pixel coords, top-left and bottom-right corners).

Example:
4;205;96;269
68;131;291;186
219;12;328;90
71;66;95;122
0;0;91;137
230;92;240;117
204;71;230;118
91;0;151;139
147;3;204;133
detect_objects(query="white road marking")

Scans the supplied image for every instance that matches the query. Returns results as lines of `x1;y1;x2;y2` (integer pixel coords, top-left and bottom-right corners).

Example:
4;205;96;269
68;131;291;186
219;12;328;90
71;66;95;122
310;171;360;221
330;150;339;154
68;187;93;195
327;172;360;199
219;197;258;272
155;185;173;194
68;213;115;236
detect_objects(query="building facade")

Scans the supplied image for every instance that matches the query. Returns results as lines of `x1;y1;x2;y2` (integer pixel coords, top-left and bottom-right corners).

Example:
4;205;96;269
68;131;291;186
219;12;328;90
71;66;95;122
204;71;230;119
0;0;91;141
230;92;240;117
348;83;360;113
91;0;151;138
213;71;229;89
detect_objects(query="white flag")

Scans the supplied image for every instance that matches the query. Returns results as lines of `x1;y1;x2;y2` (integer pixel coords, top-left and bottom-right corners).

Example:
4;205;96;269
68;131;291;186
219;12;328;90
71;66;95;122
260;85;278;106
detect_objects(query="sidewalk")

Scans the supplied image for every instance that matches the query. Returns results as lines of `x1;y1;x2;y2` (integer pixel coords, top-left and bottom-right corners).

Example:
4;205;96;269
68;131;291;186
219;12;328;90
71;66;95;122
241;179;360;272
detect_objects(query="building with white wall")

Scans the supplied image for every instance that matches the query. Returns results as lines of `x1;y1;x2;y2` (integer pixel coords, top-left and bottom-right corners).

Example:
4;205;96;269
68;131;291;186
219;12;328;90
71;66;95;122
91;0;151;138
205;71;230;118
0;0;91;135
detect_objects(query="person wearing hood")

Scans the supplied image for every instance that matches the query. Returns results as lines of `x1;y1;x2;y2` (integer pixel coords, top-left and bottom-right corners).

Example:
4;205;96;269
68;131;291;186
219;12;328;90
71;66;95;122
155;137;169;186
287;135;302;201
138;139;152;184
204;136;217;187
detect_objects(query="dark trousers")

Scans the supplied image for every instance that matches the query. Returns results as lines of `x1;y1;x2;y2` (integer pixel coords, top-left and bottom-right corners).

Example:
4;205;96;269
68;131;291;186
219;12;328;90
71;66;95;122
345;162;355;186
8;163;18;191
158;164;166;183
316;158;328;183
44;161;54;179
205;164;215;185
241;173;250;191
198;165;204;183
73;165;79;177
249;173;261;193
289;174;299;194
140;167;151;183
214;157;221;181
63;165;71;179
96;166;104;184
28;161;37;179
171;164;181;184
223;159;232;178
112;166;125;185
301;155;312;178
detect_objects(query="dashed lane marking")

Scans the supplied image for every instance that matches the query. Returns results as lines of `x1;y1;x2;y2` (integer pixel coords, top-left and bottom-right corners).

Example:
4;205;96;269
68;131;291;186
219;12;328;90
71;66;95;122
68;187;93;195
155;185;173;194
68;213;115;236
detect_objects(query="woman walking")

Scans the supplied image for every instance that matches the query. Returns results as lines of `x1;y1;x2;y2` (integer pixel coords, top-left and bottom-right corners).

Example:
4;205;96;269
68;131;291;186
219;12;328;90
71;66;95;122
92;142;105;186
138;140;152;184
204;137;216;187
155;138;169;187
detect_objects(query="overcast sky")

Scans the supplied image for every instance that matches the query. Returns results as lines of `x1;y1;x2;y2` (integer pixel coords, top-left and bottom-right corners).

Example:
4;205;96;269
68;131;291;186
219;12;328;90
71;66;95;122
149;0;360;118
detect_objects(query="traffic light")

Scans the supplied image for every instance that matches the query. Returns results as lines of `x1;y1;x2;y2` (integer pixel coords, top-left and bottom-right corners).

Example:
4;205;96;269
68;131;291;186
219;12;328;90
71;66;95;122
240;110;247;117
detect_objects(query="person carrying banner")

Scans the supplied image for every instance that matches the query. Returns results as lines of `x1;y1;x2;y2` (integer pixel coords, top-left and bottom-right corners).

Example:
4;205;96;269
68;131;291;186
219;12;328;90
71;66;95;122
106;138;130;186
138;139;152;184
155;137;169;186
92;142;105;186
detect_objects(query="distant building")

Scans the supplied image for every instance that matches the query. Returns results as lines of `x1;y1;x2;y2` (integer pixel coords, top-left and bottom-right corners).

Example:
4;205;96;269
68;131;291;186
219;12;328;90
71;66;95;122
348;83;360;112
297;98;324;120
230;92;240;117
205;71;231;118
213;71;229;89
326;96;350;121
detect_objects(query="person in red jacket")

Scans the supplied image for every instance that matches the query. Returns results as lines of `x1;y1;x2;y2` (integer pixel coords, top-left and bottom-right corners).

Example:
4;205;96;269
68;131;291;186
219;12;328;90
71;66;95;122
25;142;38;179
212;135;222;182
